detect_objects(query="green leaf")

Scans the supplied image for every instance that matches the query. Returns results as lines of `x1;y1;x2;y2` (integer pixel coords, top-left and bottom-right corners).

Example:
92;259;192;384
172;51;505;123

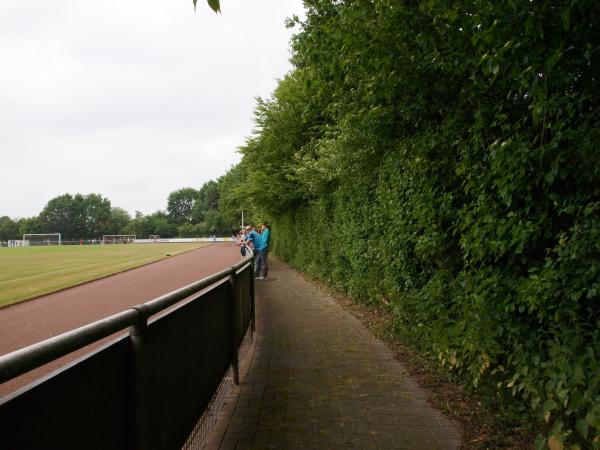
568;391;584;410
586;404;600;428
576;419;589;439
192;0;220;13
544;399;557;412
207;0;221;13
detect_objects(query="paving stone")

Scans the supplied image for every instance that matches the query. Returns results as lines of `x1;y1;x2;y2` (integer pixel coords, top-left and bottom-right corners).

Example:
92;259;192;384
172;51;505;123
208;258;461;449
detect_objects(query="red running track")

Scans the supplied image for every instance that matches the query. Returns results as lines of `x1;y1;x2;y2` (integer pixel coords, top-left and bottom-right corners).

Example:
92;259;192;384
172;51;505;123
0;243;242;397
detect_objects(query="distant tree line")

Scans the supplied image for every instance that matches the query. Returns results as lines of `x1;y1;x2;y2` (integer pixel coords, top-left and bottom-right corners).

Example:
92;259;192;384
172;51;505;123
0;177;246;241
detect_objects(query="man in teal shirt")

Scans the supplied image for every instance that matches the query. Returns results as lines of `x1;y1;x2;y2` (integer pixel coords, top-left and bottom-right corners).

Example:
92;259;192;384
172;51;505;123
260;223;270;249
259;223;270;279
245;224;270;279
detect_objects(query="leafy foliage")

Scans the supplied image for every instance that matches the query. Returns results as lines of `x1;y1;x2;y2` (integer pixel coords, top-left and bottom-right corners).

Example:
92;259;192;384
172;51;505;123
39;193;113;240
106;207;132;235
192;0;220;14
167;188;200;224
125;211;177;238
0;216;20;241
231;1;600;447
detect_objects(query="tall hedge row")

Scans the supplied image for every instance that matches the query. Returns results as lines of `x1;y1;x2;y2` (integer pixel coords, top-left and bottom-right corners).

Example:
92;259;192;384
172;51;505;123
235;1;600;447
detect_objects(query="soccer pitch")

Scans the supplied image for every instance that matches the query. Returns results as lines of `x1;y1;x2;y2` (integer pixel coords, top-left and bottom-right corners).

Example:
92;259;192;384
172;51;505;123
0;243;209;307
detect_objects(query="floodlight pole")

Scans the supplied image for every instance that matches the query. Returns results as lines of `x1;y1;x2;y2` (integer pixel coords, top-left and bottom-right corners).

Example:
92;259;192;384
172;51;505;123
241;210;244;229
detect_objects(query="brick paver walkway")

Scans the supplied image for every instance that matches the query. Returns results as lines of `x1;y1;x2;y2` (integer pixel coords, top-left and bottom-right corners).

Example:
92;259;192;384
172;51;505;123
206;258;461;449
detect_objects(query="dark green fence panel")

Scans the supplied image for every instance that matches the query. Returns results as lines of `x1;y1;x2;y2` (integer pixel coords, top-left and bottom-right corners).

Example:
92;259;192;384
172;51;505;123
0;337;133;450
140;281;232;450
234;268;252;348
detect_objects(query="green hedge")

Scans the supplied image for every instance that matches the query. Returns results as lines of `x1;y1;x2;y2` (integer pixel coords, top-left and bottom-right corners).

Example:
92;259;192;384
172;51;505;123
232;1;600;447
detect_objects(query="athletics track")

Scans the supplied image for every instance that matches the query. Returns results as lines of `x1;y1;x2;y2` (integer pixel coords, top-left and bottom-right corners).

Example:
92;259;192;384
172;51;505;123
0;243;241;397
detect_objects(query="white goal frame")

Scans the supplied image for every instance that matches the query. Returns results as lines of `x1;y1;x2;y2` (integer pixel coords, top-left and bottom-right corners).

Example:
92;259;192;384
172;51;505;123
102;235;136;244
23;233;61;246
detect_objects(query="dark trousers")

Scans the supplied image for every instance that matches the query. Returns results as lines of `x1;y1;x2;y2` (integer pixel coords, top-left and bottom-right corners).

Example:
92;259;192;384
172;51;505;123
254;249;269;277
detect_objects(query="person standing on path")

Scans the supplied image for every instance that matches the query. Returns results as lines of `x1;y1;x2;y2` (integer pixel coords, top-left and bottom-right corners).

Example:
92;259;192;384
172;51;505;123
245;225;268;280
259;223;271;279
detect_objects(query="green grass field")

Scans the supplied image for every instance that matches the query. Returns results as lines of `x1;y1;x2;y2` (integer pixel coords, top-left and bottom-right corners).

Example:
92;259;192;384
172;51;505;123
0;243;209;307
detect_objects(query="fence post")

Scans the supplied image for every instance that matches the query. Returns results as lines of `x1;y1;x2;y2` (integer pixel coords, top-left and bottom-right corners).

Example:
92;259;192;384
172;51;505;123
129;304;154;450
227;275;239;385
250;263;256;336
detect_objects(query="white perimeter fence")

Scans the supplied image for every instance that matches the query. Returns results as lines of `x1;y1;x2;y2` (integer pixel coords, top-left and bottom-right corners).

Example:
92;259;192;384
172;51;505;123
135;237;235;244
1;237;237;247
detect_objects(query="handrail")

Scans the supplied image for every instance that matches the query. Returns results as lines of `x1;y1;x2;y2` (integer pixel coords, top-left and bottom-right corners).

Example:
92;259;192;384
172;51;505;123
0;256;253;385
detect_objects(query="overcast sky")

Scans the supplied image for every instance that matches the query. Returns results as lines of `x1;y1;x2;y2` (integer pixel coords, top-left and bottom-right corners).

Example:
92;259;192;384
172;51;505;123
0;0;305;218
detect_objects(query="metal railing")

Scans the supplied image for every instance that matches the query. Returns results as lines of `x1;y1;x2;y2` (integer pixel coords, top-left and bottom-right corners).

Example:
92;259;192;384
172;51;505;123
0;256;255;450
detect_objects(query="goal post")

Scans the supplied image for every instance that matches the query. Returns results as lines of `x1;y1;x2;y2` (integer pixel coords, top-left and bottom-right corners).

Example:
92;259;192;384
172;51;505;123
149;234;160;242
23;233;61;246
102;235;136;244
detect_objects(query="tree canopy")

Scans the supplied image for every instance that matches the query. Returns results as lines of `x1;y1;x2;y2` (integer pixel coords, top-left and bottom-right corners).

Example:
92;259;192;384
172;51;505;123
167;188;200;224
39;194;112;240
